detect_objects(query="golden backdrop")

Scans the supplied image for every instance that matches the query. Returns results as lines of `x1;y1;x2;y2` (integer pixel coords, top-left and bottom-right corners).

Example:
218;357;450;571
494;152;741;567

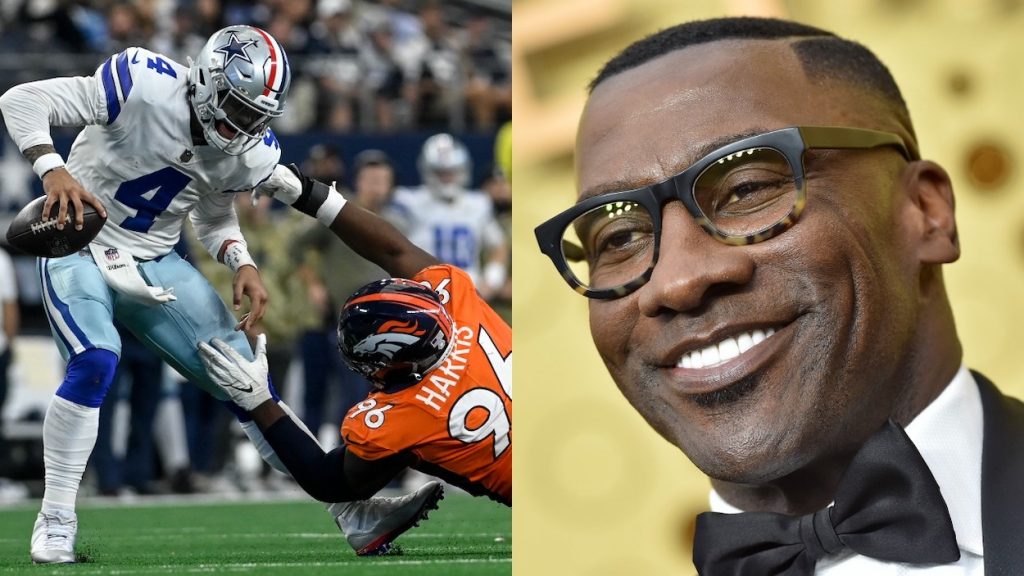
513;0;1024;574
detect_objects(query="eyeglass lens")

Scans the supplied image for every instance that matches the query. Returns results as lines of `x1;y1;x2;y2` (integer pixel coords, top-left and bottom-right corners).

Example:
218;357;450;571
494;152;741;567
560;146;797;291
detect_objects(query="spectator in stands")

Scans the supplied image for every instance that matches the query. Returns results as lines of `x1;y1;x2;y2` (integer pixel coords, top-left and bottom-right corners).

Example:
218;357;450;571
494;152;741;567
264;8;313;60
104;3;151;54
10;0;90;53
303;143;349;194
310;0;365;132
155;7;209;65
191;0;225;38
361;21;407;131
409;1;462;130
292;148;407;444
361;0;423;48
261;9;317;134
462;11;511;131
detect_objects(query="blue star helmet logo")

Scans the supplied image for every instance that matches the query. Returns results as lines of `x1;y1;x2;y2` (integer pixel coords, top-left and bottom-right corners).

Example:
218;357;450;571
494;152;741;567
214;32;255;68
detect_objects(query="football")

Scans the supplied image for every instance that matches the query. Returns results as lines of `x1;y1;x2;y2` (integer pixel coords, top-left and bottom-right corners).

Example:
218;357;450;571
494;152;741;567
5;196;106;258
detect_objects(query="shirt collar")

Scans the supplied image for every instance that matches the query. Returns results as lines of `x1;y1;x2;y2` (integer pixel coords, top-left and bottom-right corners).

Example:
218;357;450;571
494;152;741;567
709;366;984;556
903;365;984;556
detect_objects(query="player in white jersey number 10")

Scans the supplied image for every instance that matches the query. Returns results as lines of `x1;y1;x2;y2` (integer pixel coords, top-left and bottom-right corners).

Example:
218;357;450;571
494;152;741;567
392;134;508;298
0;25;435;564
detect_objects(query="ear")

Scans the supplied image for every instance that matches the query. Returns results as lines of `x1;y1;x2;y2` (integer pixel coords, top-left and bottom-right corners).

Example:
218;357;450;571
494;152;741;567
902;160;959;264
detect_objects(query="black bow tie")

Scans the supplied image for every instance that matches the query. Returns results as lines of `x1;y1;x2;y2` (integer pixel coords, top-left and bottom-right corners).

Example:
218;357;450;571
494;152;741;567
693;421;960;576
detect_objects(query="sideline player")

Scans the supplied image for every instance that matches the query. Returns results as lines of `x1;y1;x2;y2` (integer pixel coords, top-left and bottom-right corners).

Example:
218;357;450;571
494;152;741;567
395;133;508;299
200;164;512;520
0;26;434;563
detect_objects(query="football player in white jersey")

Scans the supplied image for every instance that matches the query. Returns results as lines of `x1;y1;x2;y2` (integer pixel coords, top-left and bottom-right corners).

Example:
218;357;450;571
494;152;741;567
393;134;508;298
0;25;439;563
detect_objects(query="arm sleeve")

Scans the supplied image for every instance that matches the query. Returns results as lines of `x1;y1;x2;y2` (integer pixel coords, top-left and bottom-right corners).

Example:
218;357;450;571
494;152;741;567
263;415;412;501
0;75;107;152
189;193;246;263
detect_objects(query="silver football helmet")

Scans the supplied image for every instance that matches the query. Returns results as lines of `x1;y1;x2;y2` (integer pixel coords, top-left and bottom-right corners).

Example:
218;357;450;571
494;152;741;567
188;26;290;155
417;134;471;201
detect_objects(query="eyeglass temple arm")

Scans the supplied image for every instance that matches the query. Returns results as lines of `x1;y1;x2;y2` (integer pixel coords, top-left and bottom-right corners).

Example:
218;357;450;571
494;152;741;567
797;126;912;160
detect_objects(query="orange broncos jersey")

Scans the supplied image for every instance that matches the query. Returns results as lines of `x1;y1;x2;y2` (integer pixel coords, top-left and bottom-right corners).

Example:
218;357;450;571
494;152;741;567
341;265;512;505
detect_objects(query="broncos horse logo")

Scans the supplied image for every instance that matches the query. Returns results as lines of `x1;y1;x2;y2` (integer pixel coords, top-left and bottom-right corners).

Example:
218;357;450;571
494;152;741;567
352;333;423;360
352;320;427;360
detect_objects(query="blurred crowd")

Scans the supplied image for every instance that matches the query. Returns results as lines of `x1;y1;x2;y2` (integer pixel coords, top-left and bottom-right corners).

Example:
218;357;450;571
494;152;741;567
0;0;512;501
0;0;511;133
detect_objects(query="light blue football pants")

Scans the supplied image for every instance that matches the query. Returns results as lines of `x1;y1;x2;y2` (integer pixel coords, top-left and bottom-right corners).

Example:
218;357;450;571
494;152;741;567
37;250;252;401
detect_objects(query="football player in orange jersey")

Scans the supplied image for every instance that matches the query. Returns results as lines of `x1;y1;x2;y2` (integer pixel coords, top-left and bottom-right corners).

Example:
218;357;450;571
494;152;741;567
197;163;511;548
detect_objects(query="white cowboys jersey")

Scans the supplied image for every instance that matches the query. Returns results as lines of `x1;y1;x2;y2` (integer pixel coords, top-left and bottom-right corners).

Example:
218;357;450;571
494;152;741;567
392;186;505;284
51;48;279;259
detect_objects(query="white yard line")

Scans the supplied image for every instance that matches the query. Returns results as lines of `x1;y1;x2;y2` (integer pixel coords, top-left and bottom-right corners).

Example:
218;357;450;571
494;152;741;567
11;557;512;575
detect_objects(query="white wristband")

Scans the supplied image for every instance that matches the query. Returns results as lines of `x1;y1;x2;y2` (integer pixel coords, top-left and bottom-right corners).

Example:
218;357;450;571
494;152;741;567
33;153;65;179
316;183;348;227
222;241;257;273
484;260;508;291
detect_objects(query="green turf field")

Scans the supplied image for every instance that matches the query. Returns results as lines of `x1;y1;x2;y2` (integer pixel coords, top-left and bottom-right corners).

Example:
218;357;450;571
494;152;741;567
0;494;510;575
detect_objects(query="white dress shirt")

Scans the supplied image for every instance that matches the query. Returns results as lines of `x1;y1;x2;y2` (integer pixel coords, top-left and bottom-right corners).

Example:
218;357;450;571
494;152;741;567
709;366;985;575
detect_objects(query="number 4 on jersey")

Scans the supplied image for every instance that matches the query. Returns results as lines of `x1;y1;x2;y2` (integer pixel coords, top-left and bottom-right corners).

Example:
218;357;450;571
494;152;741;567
114;167;191;233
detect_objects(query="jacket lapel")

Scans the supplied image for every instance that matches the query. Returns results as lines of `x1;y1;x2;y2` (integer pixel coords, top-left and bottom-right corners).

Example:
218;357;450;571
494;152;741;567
974;371;1024;576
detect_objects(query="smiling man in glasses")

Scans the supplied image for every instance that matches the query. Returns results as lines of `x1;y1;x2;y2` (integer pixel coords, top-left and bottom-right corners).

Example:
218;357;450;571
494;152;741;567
535;17;1024;575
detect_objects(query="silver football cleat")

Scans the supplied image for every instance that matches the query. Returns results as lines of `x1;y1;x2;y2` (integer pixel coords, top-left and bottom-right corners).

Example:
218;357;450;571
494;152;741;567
330;481;445;556
30;509;78;564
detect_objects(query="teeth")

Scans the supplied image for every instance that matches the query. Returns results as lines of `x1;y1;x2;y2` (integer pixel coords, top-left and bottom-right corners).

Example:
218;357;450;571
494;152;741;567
700;345;720;367
737;332;754;353
718;337;740;362
677;327;777;369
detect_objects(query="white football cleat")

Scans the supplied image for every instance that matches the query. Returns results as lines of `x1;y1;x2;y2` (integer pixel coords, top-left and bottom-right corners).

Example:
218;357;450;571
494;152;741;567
330;481;445;556
30;509;77;564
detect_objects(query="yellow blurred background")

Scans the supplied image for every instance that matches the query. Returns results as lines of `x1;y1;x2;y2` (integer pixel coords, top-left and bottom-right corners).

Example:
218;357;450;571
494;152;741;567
512;0;1024;573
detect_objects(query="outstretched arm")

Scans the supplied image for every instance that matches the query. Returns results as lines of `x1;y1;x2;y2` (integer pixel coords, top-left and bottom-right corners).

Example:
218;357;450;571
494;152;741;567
258;164;437;279
328;198;437;280
252;401;414;501
198;335;414;501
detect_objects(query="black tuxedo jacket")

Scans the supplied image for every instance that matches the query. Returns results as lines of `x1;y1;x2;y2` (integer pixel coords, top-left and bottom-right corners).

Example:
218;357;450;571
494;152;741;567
975;371;1024;576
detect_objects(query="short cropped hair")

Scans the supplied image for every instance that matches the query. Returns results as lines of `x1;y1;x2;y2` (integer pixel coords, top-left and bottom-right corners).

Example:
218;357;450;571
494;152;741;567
589;17;911;130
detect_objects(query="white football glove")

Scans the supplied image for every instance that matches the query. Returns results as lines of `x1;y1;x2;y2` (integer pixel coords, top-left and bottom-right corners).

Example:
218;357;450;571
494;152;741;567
198;334;272;412
251;164;303;206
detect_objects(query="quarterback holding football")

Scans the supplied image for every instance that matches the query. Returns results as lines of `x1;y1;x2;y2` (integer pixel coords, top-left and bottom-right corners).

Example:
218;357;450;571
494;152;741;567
0;25;438;564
